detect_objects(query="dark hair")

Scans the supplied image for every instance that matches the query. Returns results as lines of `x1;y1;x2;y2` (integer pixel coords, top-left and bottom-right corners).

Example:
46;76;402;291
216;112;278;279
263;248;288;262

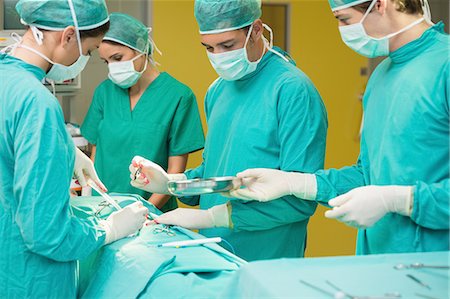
79;21;110;40
352;0;424;15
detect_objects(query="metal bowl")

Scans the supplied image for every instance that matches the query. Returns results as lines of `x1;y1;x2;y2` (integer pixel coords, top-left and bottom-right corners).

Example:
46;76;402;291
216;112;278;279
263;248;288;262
167;176;242;197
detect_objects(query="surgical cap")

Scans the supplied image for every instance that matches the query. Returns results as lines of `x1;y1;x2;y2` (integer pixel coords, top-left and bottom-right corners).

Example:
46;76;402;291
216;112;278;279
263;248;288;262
194;0;262;34
103;13;152;54
328;0;372;11
16;0;109;30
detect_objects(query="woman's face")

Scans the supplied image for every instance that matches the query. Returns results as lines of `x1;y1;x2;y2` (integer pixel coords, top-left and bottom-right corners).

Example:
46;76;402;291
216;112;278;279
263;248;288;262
98;42;146;72
333;4;388;39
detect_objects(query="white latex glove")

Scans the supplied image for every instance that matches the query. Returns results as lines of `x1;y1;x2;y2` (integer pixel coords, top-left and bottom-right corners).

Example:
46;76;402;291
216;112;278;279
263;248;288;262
100;201;149;244
325;185;414;229
155;204;230;229
129;156;186;194
229;168;317;202
74;147;106;191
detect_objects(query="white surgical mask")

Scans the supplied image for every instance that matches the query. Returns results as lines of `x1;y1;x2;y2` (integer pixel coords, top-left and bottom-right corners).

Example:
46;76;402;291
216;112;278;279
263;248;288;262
207;23;265;81
339;0;425;58
14;0;90;82
108;53;148;89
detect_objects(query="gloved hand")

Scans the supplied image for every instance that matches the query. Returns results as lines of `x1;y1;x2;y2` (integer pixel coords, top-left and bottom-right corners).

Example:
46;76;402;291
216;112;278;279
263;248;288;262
129;156;187;194
325;185;414;228
228;168;317;202
155;204;230;229
100;201;149;244
74;146;107;191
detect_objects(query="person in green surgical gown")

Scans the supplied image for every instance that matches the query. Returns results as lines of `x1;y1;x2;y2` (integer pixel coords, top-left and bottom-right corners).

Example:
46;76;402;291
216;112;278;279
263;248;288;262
128;0;328;261
229;0;450;255
81;13;205;212
0;1;149;297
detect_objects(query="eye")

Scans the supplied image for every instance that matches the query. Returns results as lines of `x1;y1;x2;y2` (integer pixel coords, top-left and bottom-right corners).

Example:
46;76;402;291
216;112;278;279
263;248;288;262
223;44;234;49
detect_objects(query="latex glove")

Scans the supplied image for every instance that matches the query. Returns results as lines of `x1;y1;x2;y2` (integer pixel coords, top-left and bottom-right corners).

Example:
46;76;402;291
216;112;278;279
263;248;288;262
325;185;414;229
228;168;317;202
100;201;149;244
74;147;106;191
155;204;230;229
129;156;187;194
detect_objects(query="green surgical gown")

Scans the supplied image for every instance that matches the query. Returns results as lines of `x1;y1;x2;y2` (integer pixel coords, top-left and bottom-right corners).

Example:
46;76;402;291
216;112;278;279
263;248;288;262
182;48;328;261
315;23;450;254
0;54;106;298
81;72;204;212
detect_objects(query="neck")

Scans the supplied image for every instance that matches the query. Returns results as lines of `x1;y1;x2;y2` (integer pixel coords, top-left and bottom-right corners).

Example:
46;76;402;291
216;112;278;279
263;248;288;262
11;31;53;72
248;38;267;62
129;61;160;96
388;15;431;52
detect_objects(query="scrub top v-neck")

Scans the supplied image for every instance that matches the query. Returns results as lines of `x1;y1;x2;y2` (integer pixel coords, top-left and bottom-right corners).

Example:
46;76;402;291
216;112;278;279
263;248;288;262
82;72;204;212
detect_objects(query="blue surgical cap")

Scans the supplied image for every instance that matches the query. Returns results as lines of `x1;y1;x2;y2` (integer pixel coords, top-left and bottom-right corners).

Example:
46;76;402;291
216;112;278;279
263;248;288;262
16;0;109;30
194;0;262;34
328;0;372;11
103;13;152;54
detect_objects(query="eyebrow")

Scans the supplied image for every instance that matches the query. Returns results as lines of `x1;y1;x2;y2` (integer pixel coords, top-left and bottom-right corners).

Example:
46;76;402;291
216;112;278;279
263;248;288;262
201;39;236;48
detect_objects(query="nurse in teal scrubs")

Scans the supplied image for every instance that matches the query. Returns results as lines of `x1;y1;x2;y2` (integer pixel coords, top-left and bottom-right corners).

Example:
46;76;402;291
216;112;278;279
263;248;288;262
82;13;205;212
129;0;328;261
230;0;450;255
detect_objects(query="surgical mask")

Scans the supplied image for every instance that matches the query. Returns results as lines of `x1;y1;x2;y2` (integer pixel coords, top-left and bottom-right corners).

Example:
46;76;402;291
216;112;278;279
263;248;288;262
339;0;425;58
14;0;90;81
207;23;265;81
108;53;148;88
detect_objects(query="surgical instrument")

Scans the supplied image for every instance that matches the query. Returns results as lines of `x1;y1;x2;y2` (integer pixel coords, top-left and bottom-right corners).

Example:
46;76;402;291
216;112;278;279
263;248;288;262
157;237;222;248
406;274;431;290
394;263;450;270
299;280;341;298
167;176;242;197
87;179;122;211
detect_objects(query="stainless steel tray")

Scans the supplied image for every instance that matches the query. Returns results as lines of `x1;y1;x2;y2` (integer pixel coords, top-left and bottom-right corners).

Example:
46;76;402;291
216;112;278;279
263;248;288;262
167;176;241;197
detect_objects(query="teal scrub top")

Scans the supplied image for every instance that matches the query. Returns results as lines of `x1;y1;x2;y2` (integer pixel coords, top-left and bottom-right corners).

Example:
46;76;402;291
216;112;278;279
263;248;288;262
182;48;328;261
0;54;105;298
81;72;204;212
315;23;450;255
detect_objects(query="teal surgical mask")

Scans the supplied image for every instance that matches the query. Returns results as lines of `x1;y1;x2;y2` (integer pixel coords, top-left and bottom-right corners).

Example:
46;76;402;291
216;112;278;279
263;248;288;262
339;0;425;58
108;53;148;89
207;23;265;81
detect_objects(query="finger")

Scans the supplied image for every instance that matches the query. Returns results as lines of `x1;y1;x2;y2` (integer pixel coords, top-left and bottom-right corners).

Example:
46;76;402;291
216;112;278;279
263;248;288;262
76;170;87;187
324;207;347;219
236;168;264;179
229;189;262;201
328;192;351;207
131;180;146;189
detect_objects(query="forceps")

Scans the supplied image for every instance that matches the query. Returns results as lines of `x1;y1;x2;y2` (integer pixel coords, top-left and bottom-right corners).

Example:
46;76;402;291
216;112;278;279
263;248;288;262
394;263;450;270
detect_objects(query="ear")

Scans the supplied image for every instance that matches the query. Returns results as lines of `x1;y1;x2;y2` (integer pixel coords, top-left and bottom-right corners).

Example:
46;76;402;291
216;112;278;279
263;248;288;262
376;0;388;16
250;19;264;43
61;26;77;48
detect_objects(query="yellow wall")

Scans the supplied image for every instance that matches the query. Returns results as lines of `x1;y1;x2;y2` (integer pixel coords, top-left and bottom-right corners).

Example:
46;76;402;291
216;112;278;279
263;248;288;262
152;0;368;257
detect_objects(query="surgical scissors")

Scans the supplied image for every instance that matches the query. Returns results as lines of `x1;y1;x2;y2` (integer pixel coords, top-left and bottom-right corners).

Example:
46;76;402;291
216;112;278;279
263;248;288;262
153;225;176;237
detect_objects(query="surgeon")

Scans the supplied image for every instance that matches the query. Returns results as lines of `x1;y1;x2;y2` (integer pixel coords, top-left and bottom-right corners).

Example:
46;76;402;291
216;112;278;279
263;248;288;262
81;13;204;212
129;0;328;261
229;0;449;255
0;1;148;297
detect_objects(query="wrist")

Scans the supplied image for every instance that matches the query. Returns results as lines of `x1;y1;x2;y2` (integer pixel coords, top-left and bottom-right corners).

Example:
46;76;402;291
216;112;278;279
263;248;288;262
167;173;187;181
388;186;414;216
99;220;113;245
286;172;317;200
208;203;230;228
